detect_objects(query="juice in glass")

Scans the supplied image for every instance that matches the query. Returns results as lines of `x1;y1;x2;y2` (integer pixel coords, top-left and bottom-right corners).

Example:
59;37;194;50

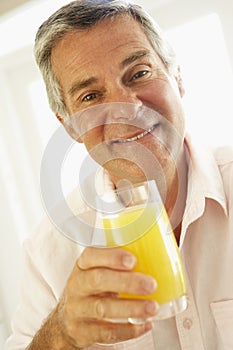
102;204;187;319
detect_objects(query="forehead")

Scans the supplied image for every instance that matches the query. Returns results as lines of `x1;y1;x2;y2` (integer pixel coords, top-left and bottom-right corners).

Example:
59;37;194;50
56;14;151;47
51;15;155;72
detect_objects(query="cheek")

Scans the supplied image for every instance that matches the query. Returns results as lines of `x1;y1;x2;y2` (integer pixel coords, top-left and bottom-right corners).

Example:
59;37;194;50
141;81;185;132
139;79;182;111
82;126;104;150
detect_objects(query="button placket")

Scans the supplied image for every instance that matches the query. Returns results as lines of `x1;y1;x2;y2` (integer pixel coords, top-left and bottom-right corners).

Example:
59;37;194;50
175;263;205;350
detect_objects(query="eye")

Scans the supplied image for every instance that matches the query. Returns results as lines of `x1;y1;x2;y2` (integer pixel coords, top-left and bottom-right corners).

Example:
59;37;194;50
82;92;98;102
131;70;149;81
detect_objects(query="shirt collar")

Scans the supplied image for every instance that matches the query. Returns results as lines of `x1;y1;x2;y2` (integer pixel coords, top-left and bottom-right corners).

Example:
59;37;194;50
182;134;228;233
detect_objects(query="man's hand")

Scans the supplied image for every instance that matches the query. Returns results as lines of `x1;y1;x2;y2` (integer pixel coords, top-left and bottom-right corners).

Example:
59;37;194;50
56;247;158;348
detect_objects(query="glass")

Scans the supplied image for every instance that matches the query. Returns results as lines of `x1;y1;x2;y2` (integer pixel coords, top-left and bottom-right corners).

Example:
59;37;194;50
93;180;187;324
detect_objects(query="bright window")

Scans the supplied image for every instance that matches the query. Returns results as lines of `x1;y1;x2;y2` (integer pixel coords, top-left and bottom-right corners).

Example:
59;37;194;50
166;13;233;147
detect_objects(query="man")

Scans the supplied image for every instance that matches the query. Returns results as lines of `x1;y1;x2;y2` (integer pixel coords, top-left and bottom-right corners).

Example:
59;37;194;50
5;1;233;349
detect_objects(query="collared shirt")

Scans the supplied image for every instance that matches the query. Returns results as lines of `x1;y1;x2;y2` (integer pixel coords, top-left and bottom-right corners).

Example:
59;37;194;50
5;136;233;350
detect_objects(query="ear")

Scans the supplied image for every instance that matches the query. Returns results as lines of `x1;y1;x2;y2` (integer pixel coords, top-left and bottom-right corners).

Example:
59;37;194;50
56;114;64;124
76;136;84;143
175;65;185;98
56;114;84;143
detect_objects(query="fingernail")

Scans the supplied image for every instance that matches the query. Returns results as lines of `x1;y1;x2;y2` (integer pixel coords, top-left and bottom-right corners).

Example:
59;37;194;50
144;322;153;332
145;300;158;316
122;254;137;269
141;278;157;294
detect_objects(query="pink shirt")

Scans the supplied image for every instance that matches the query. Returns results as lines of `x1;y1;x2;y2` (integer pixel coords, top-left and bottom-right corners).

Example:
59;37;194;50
5;136;233;350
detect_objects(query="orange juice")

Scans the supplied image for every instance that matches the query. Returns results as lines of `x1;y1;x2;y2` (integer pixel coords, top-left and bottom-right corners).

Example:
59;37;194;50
102;205;186;305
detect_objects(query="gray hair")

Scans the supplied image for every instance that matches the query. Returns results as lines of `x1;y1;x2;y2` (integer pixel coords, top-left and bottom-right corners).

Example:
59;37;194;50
34;0;177;120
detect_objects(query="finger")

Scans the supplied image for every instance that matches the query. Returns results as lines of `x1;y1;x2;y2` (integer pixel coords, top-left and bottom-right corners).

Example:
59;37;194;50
78;247;137;271
90;321;153;345
68;296;159;320
75;268;157;296
70;320;153;348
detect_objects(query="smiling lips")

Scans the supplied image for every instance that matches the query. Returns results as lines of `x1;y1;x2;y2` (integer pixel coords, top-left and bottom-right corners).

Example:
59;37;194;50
110;124;158;144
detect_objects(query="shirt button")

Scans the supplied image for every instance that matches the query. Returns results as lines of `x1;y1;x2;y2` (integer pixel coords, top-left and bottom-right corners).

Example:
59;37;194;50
183;318;193;329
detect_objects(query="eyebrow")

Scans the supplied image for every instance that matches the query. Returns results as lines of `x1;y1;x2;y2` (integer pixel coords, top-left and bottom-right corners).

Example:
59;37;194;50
120;50;150;68
68;50;150;97
68;77;98;97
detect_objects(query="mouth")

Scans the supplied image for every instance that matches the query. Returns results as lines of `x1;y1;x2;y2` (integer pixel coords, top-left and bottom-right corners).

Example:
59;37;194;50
110;124;158;144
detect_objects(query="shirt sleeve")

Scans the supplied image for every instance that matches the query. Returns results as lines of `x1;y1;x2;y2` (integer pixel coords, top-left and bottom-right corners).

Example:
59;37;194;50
4;241;58;350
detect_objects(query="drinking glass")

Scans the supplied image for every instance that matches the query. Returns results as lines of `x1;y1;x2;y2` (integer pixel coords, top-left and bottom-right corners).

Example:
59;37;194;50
93;180;187;324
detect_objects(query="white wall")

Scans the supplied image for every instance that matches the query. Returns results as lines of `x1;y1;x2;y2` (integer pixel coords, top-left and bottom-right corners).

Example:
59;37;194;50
0;0;233;346
151;0;233;146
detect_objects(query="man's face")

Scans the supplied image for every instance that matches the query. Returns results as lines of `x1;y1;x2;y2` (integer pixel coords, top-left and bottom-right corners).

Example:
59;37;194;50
51;15;186;184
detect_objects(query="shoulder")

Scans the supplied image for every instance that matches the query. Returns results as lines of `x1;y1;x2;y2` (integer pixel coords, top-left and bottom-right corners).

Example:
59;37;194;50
213;144;233;182
23;186;86;271
213;144;233;210
213;144;233;166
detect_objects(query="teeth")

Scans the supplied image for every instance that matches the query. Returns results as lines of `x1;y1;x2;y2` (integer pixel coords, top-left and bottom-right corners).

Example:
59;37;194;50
114;125;157;143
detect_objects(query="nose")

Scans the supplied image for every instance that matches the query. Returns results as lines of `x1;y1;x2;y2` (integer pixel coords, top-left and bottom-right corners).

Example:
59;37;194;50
105;86;143;121
107;85;142;106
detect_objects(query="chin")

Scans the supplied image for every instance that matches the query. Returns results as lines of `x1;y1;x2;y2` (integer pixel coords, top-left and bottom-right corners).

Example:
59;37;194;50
104;159;159;185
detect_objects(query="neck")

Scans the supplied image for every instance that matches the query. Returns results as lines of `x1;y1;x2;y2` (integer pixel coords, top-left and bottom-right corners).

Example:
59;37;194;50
165;148;188;244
